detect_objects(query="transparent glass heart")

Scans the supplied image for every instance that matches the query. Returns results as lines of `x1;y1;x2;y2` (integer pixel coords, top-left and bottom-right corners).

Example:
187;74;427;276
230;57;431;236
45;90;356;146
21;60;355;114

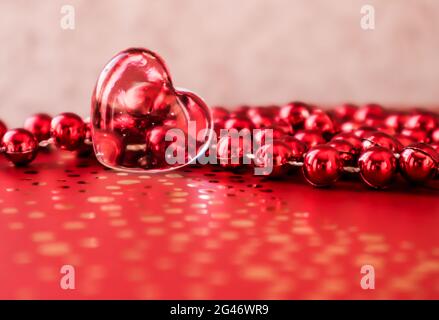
91;48;213;172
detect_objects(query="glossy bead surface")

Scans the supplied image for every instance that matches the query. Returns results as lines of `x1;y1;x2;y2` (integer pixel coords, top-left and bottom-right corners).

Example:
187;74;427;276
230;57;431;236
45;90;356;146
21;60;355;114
254;140;293;177
353;126;377;139
385;113;406;131
112;113;147;144
212;106;229;121
362;131;403;153
331;132;363;151
93;131;124;166
431;128;439;143
399;143;438;183
91;48;213;172
304;112;335;137
247;106;278;118
334;103;357;120
327;139;358;166
394;134;417;147
51;112;85;151
404;113;438;133
24;113;52;142
123;82;168;117
224;118;254;131
280;136;308;162
253;127;286;147
145;125;192;168
273;119;294;135
354;103;385;123
279;101;310;129
340;121;360;133
430;142;439;153
250;113;274;129
216;135;251;169
358;146;397;189
400;128;430;143
76;120;94;157
2;129;38;166
302;145;343;187
294;130;325;148
230;106;250;119
0;120;7;140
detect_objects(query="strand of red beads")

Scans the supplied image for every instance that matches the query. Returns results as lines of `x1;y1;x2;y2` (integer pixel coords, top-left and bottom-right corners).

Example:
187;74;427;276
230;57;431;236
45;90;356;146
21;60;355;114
213;102;438;188
0;103;438;189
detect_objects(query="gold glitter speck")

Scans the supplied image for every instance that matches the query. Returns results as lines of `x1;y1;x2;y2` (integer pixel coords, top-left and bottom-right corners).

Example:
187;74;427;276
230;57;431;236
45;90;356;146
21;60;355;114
37;242;70;256
87;196;115;204
117;180;141;185
31;232;55;243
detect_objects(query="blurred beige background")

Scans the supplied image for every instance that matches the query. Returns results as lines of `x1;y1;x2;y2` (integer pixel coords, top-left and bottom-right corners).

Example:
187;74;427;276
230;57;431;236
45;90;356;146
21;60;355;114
0;0;438;126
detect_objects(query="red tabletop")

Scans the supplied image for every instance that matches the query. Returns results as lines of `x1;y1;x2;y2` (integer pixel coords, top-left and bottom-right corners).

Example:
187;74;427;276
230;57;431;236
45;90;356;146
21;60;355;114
0;151;438;299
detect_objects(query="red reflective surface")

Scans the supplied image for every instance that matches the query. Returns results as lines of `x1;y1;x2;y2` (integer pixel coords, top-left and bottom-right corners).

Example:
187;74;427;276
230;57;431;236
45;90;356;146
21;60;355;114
0;152;437;299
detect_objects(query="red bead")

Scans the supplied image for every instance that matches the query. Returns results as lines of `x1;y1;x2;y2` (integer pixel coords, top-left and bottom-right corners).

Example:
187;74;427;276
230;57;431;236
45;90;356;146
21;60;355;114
0;120;7;140
302;145;343;187
399;143;439;183
122;82;169;117
334;103;358;120
358;146;397;189
279;101;311;129
216;134;252;169
93;131;124;167
280;136;307;162
112;113;148;144
385;113;407;131
362;131;403;153
23;113;52;142
353;126;378;139
340;121;360;133
224;118;254;131
430;142;439;153
404;113;438;133
273;119;294;135
264;105;280;117
254;140;293;177
394;133;417;147
146;125;196;169
431;128;439;143
294;130;325;148
364;117;385;128
327;139;359;166
211;106;229;121
76;120;94;157
146;125;175;167
231;105;250;118
331;132;363;151
400;128;430;143
250;113;275;129
375;124;396;136
247;106;277;118
304;112;335;137
51;113;85;150
354;103;385;123
254;127;287;147
2;129;38;166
